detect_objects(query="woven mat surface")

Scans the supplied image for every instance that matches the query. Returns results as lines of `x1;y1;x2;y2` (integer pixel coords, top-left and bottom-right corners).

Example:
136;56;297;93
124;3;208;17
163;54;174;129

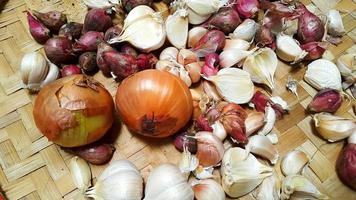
0;0;355;199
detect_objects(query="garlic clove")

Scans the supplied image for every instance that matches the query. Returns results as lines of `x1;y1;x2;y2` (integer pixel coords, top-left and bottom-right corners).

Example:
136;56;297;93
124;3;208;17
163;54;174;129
219;48;257;68
187;8;211;25
193;165;214;180
307;88;343;113
155;60;176;71
41;62;59;87
221;147;273;198
229;19;259;42
336;53;356;81
304;59;342;91
159;47;179;61
179;67;193;87
281;175;329;200
258;106;276;136
186;0;220;16
69;156;92;192
185;62;201;83
211;121;227;141
202;80;222;102
20;52;49;92
243;48;278;90
281;150;309;176
188;26;208;48
245;112;265;136
178;49;199;66
327;9;345;37
253;171;281;200
313;113;356;142
192;179;225;200
266;132;279;144
166;9;189;49
179;147;199;177
122;5;155;29
245;135;279;164
276;34;308;63
223;39;251;51
205;68;254;104
195;131;225;167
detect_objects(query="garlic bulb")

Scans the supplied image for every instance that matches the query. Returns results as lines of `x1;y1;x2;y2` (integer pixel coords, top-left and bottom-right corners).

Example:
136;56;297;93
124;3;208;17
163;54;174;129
223;39;251;51
155;59;192;87
205;68;254;104
327;9;345;37
192;179;225;200
123;5;155;28
276;34;308;63
85;160;143;200
83;0;118;8
221;147;273;198
160;47;179;61
219;47;257;68
188;27;208;48
166;8;189;49
253;172;281;200
144;164;194;200
245;135;279;164
109;6;166;52
336;53;356;84
281;150;309;176
212;121;227;141
245;112;265;136
258;106;276;136
195;131;225;167
20;52;58;92
229;19;259;42
313;113;356;142
304;59;342;90
281;175;329;200
69;156;91;192
243;48;278;90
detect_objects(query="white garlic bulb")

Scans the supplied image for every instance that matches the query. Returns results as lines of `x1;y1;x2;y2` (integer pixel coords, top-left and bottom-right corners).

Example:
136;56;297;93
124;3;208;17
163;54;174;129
85;160;143;200
144;163;194;200
336;53;356;85
304;59;342;90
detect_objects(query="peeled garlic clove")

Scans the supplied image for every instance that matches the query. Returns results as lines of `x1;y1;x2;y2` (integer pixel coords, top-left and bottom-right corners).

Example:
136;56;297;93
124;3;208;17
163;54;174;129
304;59;342;90
41;62;59;87
281;175;329;200
195;131;225;167
186;0;220;16
221;147;273;198
313;113;356;142
327;9;345;37
69;156;91;192
245;112;265;136
205;68;254;104
193;165;214;180
229;19;259;42
20;52;49;92
258;106;276;136
192;179;225;200
185;62;201;83
253;172;281;200
219;48;256;68
160;47;179;61
243;48;277;90
188;27;208;48
281;150;309;176
178;49;198;65
145;164;194;200
223;39;250;51
211;121;227;141
202;80;222;101
336;53;356;80
166;9;189;49
246;135;279;164
187;8;211;25
276;34;308;63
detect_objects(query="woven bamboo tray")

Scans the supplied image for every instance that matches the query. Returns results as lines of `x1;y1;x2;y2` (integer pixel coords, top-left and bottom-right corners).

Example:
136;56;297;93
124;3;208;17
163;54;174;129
0;0;355;199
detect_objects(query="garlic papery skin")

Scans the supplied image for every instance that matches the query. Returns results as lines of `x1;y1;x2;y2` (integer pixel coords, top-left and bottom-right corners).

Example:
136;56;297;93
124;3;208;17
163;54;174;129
245;135;279;164
144;164;194;200
109;6;166;52
253;172;281;200
336;53;356;84
85;160;143;200
192;179;225;200
69;156;91;192
313;113;356;142
281;175;329;200
195;131;225;167
304;59;342;90
179;146;199;177
258;106;276;136
166;8;189;49
245;112;265;137
221;147;273;198
276;34;308;63
223;39;251;51
83;0;118;8
219;47;257;68
205;68;254;104
188;27;208;48
281;150;309;176
212;121;227;141
327;9;345;37
160;47;179;61
20;52;49;92
41;62;59;87
243;48;277;90
229;19;259;42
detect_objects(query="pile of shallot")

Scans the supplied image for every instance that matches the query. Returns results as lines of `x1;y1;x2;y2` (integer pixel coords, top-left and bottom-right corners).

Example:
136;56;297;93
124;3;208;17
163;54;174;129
22;0;356;198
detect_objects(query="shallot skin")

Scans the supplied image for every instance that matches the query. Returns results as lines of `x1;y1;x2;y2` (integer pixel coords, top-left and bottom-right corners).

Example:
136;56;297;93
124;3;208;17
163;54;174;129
59;22;83;40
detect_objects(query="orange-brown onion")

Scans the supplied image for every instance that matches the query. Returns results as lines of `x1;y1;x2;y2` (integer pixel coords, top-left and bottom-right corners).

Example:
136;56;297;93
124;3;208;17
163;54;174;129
33;75;114;147
115;69;193;137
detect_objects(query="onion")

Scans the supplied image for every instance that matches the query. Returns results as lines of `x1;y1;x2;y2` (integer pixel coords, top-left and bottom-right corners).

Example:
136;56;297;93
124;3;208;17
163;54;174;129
235;0;259;19
73;31;104;52
295;3;325;44
83;8;113;33
115;69;193;138
59;22;83;40
33;75;115;147
26;11;50;44
337;134;356;190
61;65;82;77
32;10;67;33
202;7;241;34
44;37;76;65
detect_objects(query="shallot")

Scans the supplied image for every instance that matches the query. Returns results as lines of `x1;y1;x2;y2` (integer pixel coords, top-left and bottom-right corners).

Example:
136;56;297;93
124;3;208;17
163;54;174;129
104;25;123;42
64;143;115;165
73;31;104;52
235;0;260;19
202;7;241;34
59;22;83;40
79;52;98;75
83;8;113;33
97;42;116;77
26;11;50;44
301;42;327;61
33;10;67;32
44;37;76;64
60;65;82;77
337;133;356;190
102;51;138;79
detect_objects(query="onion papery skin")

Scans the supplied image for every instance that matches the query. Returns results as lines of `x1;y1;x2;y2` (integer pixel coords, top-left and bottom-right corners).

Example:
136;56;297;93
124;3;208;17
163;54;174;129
33;75;114;147
115;69;193;138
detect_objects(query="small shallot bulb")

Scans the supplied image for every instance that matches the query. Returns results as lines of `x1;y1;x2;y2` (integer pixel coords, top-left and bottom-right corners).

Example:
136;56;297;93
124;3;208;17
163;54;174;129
188;27;208;48
195;131;225;167
160;47;179;61
192;179;225;200
281;150;309;176
69;156;92;192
